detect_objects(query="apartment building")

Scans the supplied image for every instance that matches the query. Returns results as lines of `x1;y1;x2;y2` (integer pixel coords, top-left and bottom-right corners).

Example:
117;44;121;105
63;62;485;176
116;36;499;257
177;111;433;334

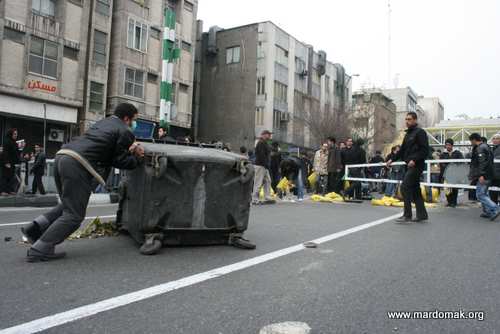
107;0;198;139
195;21;352;151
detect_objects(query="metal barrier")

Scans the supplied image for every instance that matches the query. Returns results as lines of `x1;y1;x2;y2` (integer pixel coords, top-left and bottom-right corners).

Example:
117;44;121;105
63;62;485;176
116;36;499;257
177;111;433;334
345;159;500;191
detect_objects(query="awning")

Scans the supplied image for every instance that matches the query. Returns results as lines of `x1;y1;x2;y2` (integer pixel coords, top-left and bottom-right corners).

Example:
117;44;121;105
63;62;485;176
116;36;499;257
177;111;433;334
0;94;78;124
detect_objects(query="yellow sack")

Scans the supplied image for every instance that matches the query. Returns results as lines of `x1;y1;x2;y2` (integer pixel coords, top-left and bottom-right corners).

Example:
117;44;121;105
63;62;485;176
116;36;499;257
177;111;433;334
325;192;342;200
277;177;290;192
344;181;350;190
308;173;318;188
371;199;385;206
259;187;276;200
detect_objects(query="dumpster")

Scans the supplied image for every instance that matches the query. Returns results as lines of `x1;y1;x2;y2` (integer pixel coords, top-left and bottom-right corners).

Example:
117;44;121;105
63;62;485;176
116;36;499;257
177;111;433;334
116;143;255;255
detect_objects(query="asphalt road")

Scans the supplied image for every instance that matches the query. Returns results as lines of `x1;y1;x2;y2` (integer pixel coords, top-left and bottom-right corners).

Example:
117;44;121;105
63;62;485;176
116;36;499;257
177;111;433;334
0;201;499;333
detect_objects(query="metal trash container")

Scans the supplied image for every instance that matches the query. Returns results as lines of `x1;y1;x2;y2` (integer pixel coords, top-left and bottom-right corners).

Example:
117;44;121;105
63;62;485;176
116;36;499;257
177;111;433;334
117;143;255;255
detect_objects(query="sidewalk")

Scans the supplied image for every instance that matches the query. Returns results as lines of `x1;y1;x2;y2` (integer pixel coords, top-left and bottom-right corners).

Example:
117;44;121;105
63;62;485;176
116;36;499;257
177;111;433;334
0;193;119;208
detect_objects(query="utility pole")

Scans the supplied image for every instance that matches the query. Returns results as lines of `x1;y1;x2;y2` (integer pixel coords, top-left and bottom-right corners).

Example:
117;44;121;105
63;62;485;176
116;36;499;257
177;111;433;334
160;8;180;129
387;0;392;88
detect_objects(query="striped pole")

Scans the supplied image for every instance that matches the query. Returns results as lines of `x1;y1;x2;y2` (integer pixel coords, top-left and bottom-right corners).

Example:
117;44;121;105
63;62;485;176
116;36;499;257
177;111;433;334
160;9;180;128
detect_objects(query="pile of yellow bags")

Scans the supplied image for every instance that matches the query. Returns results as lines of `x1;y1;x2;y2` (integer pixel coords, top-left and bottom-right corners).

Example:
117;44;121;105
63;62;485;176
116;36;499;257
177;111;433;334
259;187;277;200
308;173;317;189
371;196;437;208
277;177;292;193
311;192;345;203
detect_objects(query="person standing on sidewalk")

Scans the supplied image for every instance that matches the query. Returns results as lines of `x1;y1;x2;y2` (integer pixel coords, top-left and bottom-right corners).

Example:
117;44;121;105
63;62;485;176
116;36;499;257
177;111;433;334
489;134;500;205
252;130;274;204
313;142;329;195
21;103;145;262
439;139;464;207
387;112;430;224
30;144;47;195
469;133;499;221
326;137;343;194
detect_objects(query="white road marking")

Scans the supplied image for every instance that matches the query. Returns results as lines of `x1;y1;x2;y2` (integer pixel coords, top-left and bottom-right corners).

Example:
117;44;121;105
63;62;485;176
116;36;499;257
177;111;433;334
259;322;312;334
0;213;401;334
0;215;117;227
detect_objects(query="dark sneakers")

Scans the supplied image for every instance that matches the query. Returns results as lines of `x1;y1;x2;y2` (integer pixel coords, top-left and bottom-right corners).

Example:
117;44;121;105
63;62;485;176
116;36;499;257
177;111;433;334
21;222;42;244
395;216;412;224
26;248;66;263
412;217;429;223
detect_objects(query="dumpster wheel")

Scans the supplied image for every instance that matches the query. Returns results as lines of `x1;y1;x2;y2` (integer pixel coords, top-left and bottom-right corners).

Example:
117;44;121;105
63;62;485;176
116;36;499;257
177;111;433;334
229;234;256;250
140;234;163;255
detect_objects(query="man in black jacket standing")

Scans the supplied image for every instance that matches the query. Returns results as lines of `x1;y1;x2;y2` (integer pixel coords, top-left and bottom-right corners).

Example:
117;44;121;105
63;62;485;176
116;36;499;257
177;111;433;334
490;133;500;204
342;137;366;200
21;103;145;262
252;130;274;204
439;139;463;207
1;128;20;195
326;137;343;193
30;144;46;195
469;133;498;221
387;112;430;223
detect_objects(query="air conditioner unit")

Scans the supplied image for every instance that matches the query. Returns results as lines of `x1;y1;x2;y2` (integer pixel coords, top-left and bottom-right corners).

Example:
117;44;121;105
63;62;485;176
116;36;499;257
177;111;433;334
48;129;64;143
280;112;290;122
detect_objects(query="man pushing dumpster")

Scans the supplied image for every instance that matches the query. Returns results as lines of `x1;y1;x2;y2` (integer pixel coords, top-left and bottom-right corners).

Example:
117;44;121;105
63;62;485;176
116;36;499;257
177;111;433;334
21;103;145;262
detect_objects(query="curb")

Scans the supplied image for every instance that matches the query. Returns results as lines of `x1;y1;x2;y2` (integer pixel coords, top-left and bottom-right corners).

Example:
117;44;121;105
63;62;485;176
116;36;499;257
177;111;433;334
0;193;119;208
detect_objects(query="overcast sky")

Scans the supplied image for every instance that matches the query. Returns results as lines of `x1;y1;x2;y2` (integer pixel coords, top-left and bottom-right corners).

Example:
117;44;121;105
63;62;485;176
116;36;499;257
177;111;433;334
198;0;500;119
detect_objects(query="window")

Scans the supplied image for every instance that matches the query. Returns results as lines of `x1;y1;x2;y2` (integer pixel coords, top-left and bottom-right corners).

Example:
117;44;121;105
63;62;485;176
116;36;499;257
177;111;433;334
147;72;158;84
171;83;177;103
325;75;330;93
179;83;189;92
150;27;161;40
93;30;107;65
273;110;281;128
274;81;287;103
226;46;240;64
127;18;148;52
63;46;78;60
89;82;104;112
96;0;110;16
276;46;288;67
32;0;55;17
295;57;305;74
257;77;265;95
255;107;264;126
184;1;194;12
124;68;144;98
3;28;25;44
181;41;192;52
29;36;58;78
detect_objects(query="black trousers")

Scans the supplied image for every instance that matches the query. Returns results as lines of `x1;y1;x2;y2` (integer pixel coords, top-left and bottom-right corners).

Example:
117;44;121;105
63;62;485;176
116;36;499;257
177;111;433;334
401;167;428;219
37;155;93;245
446;189;459;206
0;166;18;193
490;179;500;204
32;173;46;195
328;171;343;194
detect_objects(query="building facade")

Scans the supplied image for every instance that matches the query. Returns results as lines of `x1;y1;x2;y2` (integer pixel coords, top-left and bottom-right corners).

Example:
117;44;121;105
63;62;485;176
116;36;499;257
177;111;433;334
382;87;423;131
107;0;198;139
0;0;113;156
195;21;352;151
351;91;397;155
417;96;444;127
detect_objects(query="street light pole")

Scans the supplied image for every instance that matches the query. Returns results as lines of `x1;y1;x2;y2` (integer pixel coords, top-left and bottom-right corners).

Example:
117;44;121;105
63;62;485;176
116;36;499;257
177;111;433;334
43;103;47;153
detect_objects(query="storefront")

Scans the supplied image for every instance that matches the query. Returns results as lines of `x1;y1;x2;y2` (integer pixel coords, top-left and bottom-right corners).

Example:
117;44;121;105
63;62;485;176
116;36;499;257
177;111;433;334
0;94;78;157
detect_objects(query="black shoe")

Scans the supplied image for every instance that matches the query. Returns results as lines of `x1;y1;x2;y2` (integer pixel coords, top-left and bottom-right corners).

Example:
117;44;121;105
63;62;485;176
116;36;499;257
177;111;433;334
412;217;429;223
480;213;490;219
395;216;412;224
26;248;66;263
490;211;500;222
21;222;42;244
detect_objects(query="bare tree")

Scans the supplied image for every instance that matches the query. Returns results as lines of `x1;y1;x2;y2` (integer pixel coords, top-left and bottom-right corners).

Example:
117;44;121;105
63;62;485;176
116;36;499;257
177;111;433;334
301;101;350;145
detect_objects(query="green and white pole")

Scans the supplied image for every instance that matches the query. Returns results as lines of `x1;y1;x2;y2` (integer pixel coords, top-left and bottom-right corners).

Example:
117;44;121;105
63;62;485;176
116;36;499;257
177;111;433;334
160;9;180;128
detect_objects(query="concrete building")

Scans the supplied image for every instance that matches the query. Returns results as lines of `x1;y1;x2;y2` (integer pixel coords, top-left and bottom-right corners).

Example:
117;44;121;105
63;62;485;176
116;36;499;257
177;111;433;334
382;87;423;131
418;96;444;127
351;90;397;155
195;21;352;151
0;0;113;156
107;0;198;139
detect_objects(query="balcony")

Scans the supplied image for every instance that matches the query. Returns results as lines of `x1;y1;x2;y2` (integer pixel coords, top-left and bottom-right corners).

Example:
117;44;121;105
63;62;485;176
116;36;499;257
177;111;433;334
30;12;60;36
273;98;288;113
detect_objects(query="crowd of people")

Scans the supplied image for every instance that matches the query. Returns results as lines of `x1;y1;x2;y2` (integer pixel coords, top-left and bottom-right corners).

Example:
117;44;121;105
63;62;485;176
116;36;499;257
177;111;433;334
246;113;500;223
0;128;47;196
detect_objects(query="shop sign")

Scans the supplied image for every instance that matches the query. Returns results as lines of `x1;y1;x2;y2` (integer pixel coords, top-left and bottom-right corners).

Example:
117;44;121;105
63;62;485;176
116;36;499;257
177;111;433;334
26;80;57;93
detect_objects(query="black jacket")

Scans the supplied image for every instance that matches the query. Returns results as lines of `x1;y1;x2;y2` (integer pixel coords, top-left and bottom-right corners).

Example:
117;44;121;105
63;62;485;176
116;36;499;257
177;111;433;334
270;151;281;177
2;137;20;166
280;156;307;182
369;154;384;175
63;116;140;172
254;139;271;168
327;146;343;173
31;152;46;175
469;143;493;181
393;125;430;169
341;146;366;166
494;145;500;180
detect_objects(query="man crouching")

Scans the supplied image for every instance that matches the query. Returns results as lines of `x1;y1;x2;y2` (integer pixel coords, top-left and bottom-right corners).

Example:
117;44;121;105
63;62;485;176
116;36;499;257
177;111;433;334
21;103;144;262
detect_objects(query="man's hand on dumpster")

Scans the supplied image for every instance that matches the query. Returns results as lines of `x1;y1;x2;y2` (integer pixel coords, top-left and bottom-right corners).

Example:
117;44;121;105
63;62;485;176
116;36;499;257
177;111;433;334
386;160;392;167
131;144;145;158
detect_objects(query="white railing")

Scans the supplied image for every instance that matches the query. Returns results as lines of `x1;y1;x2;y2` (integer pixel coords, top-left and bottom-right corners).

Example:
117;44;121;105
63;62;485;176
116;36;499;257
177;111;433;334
345;159;500;191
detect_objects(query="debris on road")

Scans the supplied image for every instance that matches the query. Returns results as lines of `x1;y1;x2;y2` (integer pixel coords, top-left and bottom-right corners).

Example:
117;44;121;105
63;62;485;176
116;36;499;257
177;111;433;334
69;218;119;240
4;236;12;242
303;241;318;248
